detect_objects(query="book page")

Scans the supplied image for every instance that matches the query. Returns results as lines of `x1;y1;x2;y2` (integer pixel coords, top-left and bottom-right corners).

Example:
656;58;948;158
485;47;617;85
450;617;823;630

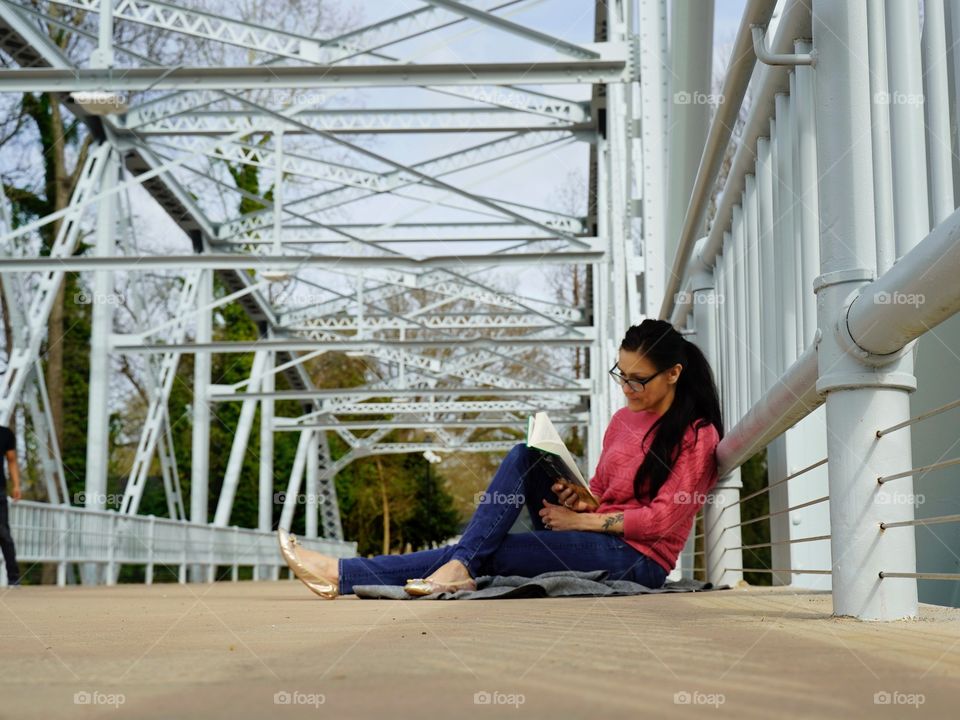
526;411;587;487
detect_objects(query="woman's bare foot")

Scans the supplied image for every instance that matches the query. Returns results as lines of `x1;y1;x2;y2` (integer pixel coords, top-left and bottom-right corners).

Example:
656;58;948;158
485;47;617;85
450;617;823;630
424;559;472;585
293;546;339;585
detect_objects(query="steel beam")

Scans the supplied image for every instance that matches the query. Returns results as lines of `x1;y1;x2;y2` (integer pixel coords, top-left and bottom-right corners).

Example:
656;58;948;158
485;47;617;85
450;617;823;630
0;59;629;93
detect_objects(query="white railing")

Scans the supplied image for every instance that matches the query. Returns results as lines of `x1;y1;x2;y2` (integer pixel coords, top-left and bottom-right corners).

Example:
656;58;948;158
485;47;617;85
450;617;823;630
1;499;356;586
667;0;960;619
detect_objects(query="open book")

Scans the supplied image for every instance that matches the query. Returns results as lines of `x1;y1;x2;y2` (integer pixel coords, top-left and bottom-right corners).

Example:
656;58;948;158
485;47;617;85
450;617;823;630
526;411;599;508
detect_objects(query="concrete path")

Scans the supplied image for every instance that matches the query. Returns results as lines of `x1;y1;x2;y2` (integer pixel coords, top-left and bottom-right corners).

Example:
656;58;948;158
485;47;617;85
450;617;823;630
1;581;957;718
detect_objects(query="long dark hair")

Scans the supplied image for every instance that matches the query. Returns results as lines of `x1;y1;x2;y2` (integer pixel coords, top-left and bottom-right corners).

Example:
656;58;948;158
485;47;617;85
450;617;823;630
621;319;724;501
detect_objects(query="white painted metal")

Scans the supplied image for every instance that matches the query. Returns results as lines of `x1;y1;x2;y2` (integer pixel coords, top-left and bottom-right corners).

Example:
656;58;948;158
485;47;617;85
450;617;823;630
4;498;354;586
885;0;930;259
924;0;956;227
0;0;956;616
213;351;269;527
0;144;110;424
189;269;212;582
813;0;917;620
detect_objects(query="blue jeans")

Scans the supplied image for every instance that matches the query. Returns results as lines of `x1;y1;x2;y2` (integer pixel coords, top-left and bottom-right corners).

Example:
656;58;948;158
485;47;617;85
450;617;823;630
338;443;668;594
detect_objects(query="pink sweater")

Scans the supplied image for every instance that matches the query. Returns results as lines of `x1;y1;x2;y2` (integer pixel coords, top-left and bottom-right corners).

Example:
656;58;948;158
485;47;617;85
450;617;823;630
589;407;721;573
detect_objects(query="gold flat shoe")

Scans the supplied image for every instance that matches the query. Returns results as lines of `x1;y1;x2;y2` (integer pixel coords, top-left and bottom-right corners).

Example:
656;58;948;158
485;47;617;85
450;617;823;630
404;577;477;597
277;528;338;599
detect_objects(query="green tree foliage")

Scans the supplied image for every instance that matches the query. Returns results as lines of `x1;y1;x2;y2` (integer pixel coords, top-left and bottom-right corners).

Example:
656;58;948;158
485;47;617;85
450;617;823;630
739;450;771;586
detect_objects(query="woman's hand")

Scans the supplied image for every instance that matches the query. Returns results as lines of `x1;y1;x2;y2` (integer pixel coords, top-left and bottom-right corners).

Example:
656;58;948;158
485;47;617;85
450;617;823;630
551;481;597;513
539;499;585;531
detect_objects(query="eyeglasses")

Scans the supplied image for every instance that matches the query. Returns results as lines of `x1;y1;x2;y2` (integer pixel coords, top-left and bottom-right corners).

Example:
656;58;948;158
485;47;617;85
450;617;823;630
608;362;663;392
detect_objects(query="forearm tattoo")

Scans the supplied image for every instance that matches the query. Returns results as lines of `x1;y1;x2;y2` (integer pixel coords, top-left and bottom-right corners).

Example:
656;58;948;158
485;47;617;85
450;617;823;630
601;512;624;535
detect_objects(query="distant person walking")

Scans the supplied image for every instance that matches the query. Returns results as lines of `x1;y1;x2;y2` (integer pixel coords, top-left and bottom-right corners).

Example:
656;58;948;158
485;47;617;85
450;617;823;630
0;425;21;586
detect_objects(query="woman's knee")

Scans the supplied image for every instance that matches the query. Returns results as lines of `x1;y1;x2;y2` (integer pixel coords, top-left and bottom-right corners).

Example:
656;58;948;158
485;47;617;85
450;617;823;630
509;442;528;459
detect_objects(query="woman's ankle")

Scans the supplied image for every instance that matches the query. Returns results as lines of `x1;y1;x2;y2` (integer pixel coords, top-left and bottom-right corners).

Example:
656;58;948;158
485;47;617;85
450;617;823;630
443;557;474;580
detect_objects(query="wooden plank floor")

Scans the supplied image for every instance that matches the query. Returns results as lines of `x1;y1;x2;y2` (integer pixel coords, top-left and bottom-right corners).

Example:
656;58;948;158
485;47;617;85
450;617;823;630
1;581;957;719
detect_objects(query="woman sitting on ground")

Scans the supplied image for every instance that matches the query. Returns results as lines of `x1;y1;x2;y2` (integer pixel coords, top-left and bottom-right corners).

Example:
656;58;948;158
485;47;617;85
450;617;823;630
278;318;723;598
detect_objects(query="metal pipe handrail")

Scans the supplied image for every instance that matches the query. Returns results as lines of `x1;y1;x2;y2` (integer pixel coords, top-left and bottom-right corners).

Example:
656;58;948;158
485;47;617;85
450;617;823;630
845;202;960;356
876;396;960;437
750;25;815;66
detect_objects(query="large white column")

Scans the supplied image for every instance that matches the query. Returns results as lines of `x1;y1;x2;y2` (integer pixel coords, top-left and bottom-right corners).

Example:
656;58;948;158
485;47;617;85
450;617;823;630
812;0;918;620
638;0;669;317
665;0;714;261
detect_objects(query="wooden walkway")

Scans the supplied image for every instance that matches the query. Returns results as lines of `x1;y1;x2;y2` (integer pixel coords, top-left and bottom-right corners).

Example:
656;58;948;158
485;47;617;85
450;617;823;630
1;581;957;718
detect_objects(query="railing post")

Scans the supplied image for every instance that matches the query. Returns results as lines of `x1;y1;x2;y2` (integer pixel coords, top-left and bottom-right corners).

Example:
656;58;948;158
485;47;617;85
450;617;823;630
57;506;68;587
690;257;744;588
208;526;215;583
146;515;155;585
232;526;239;582
179;523;187;584
106;512;117;586
812;0;919;620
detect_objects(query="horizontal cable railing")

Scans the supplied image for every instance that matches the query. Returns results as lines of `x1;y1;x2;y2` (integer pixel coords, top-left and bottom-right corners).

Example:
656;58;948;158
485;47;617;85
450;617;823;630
875;397;960;437
879;572;960;581
880;514;960;530
874;395;960;585
730;534;831;552
726;458;828;509
729;496;830;531
728;568;832;576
